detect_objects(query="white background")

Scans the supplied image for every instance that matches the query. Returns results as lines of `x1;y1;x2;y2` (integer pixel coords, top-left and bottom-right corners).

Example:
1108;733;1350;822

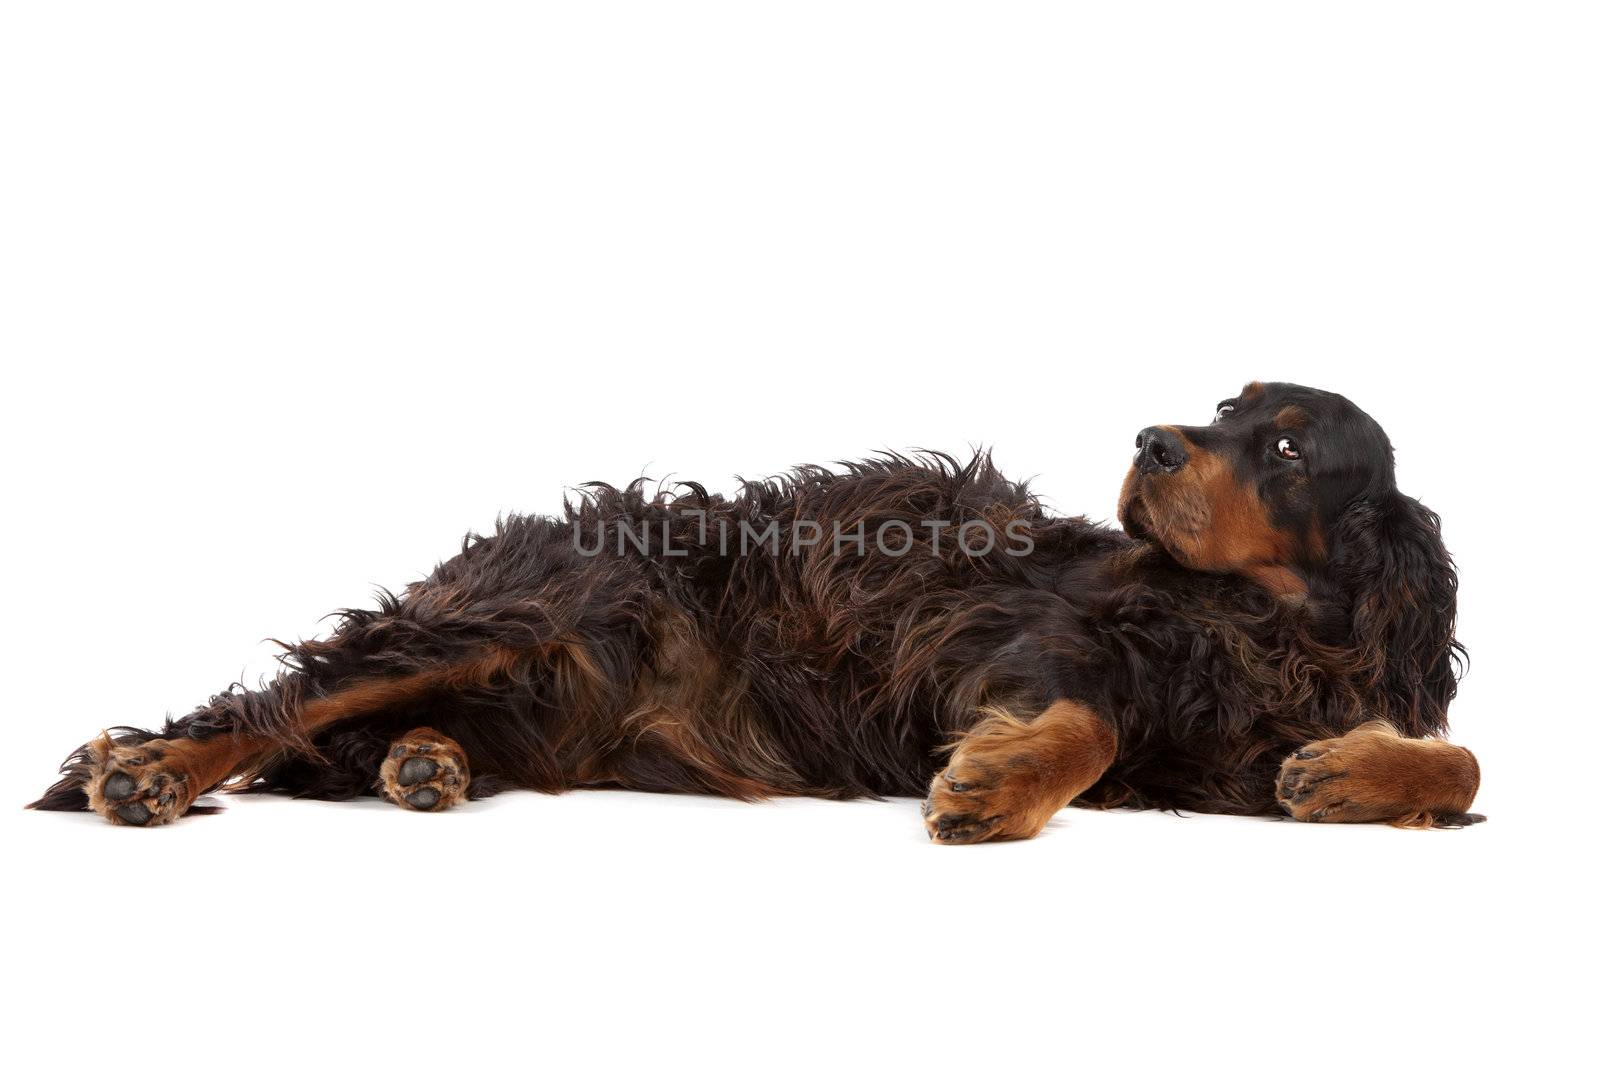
3;3;1596;1063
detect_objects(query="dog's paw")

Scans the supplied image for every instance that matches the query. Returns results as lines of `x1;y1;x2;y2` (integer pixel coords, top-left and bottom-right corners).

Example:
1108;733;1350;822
1276;723;1482;827
82;734;196;827
921;756;1051;845
379;729;470;812
1275;744;1365;823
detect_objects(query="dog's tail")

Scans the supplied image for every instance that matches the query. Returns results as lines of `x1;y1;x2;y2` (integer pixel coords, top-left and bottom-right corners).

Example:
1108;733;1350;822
23;730;148;812
27;761;92;811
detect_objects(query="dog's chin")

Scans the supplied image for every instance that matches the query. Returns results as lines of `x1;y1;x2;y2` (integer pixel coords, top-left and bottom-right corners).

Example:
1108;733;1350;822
1118;474;1186;564
1121;501;1155;544
1117;471;1159;545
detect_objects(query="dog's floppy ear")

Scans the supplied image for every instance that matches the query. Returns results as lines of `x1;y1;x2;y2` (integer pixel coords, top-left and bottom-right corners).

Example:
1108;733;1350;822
1329;491;1463;736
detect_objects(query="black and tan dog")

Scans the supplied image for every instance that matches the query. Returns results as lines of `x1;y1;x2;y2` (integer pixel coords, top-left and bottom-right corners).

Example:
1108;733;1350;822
32;382;1481;841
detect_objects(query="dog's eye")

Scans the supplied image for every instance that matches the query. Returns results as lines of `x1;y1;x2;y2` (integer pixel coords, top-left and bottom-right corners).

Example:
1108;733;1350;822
1276;437;1302;460
1214;404;1235;422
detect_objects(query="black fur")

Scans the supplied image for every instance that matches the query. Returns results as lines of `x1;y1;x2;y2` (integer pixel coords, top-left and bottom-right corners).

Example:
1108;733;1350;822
32;382;1464;824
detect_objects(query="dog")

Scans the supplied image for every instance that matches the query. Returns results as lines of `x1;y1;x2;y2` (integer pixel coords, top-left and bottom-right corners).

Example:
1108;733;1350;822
31;381;1482;841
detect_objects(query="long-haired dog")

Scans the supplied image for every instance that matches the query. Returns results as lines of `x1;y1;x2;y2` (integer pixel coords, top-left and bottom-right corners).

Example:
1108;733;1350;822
31;382;1481;841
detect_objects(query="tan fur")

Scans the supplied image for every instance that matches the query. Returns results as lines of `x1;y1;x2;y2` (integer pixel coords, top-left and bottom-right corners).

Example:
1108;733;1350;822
1119;427;1309;595
85;646;534;825
83;732;272;826
922;699;1117;844
378;727;471;811
1276;720;1480;826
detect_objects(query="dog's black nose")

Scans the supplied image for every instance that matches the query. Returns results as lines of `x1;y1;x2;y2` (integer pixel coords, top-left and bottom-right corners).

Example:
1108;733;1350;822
1134;427;1187;473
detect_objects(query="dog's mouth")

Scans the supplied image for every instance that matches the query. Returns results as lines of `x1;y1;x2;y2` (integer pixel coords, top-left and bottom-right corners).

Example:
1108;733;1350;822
1117;466;1204;567
1120;473;1158;543
1117;468;1158;544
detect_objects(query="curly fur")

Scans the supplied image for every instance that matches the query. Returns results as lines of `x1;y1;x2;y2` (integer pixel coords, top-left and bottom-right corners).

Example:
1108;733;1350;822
31;382;1464;824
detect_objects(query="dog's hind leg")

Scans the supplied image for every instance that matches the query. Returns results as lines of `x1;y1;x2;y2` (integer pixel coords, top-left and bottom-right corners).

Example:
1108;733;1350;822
377;727;471;812
31;517;649;826
30;648;524;826
29;640;571;827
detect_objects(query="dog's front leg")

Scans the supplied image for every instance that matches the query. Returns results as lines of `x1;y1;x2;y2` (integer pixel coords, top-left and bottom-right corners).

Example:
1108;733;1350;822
1275;720;1482;827
922;698;1117;844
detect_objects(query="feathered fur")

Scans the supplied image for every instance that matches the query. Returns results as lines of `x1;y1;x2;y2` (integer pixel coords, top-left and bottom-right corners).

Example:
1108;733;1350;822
32;383;1464;823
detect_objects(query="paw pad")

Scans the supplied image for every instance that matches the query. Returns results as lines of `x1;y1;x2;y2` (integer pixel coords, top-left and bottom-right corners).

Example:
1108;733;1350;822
405;787;441;810
104;773;137;802
82;738;193;827
379;731;469;813
397;757;437;786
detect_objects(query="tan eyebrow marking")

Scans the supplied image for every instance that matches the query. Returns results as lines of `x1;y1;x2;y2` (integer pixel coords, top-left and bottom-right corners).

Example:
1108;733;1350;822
1241;381;1266;402
1274;405;1308;430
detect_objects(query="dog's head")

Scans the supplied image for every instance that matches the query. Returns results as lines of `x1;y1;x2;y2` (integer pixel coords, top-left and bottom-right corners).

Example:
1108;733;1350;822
1117;380;1461;729
1118;381;1392;594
